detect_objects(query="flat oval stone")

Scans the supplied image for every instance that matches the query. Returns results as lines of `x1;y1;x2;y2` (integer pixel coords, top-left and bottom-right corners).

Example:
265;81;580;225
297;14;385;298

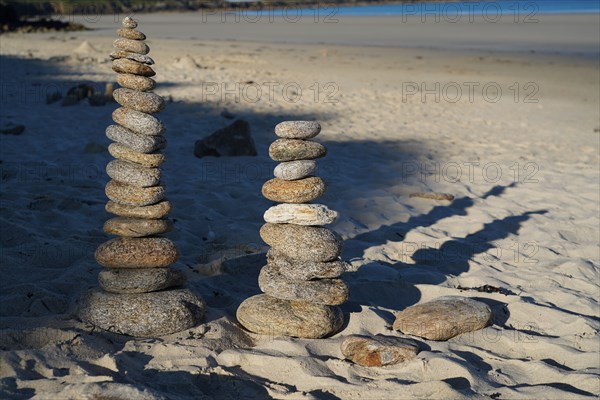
273;160;317;180
113;108;165;136
108;143;165;168
393;296;492;341
341;335;420;367
105;179;165;206
117;28;146;40
112;58;155;77
262;177;326;203
106;159;161;187
117;74;156;92
259;264;348;305
264;203;337;225
106;125;166;153
99;268;185;294
267;249;348;280
110;50;154;65
113;88;165;114
269;139;326;162
106;200;171;219
79;288;204;337
122;16;137;29
275;121;321;139
113;38;149;55
260;223;342;262
103;217;172;237
236;294;343;338
95;237;178;268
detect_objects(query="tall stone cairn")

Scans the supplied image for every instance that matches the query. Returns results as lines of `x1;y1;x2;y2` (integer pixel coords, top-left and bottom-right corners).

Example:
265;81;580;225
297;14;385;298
237;121;349;339
79;17;205;338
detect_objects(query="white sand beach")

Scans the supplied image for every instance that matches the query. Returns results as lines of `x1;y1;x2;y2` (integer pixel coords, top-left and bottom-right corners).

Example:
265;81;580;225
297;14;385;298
0;9;599;399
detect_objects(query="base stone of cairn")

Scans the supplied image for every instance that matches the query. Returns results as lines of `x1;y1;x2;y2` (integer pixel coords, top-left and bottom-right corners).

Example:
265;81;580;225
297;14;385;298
79;17;204;337
237;121;349;338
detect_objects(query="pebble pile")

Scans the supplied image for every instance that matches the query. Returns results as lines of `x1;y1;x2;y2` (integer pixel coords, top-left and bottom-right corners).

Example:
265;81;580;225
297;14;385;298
79;17;204;338
237;121;349;338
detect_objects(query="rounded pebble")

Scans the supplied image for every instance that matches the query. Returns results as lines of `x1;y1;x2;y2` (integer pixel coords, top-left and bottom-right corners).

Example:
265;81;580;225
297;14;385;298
103;217;172;237
99;268;185;294
110;50;154;65
79;288;204;337
259;264;348;305
112;58;155;77
95;237;178;268
106;159;161;187
341;335;420;367
108;143;165;168
113;88;165;114
269;139;326;161
106;125;166;153
117;74;156;92
275;121;321;139
236;294;343;338
117;28;146;40
106;200;171;219
264;203;338;225
267;249;348;280
260;223;342;262
112;107;165;136
113;38;149;55
262;177;326;203
273;160;317;180
105;179;165;206
122;16;137;29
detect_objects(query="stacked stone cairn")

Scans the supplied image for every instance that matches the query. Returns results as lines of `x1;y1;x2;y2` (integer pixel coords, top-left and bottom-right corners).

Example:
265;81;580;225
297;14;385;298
80;17;205;338
237;121;350;339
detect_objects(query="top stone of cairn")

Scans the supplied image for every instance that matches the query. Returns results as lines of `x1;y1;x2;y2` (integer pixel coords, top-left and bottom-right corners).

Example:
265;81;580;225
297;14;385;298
275;121;321;139
122;16;137;29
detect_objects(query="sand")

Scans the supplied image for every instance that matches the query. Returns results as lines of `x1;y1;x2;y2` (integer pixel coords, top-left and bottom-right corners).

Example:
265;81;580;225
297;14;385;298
0;11;599;399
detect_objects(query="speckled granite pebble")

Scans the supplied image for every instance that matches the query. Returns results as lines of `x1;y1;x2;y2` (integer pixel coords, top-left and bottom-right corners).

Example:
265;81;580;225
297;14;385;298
106;159;161;187
269;139;326;161
106;125;166;153
112;108;165;136
122;16;137;29
103;217;172;237
117;74;156;92
117;28;146;40
95;237;178;268
113;38;149;55
259;264;348;305
105;179;165;206
266;249;348;280
264;203;337;225
236;294;343;338
106;200;171;219
273;160;317;180
79;288;204;337
262;177;326;203
260;223;342;262
341;335;420;367
113;88;165;114
110;50;154;65
275;121;321;139
108;143;165;168
112;58;155;77
99;268;185;294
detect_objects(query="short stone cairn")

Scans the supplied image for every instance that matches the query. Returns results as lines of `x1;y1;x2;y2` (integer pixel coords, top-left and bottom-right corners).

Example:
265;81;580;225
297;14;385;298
79;17;204;337
237;121;350;338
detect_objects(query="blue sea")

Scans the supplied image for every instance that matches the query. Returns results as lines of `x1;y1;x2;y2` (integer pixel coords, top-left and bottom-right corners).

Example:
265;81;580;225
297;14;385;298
328;0;600;16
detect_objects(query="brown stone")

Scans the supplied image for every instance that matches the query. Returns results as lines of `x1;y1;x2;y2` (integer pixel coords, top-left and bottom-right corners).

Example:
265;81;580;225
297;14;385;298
113;38;149;55
98;268;185;294
106;200;171;219
341;335;420;367
108;143;165;168
112;107;165;136
266;249;348;280
113;88;165;114
103;217;172;237
117;73;156;92
117;28;146;40
112;58;155;77
95;237;178;268
260;223;342;262
262;177;326;203
269;139;326;161
105;179;165;207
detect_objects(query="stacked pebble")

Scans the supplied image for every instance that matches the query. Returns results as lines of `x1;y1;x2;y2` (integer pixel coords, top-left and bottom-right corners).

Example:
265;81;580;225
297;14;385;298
79;17;204;338
237;121;349;339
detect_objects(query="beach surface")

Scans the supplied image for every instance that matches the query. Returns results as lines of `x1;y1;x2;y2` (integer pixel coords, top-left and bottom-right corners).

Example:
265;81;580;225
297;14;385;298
1;10;599;399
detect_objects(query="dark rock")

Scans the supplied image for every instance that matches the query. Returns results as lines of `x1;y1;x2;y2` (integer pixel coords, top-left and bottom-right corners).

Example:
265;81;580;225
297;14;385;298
194;119;257;158
0;124;25;135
